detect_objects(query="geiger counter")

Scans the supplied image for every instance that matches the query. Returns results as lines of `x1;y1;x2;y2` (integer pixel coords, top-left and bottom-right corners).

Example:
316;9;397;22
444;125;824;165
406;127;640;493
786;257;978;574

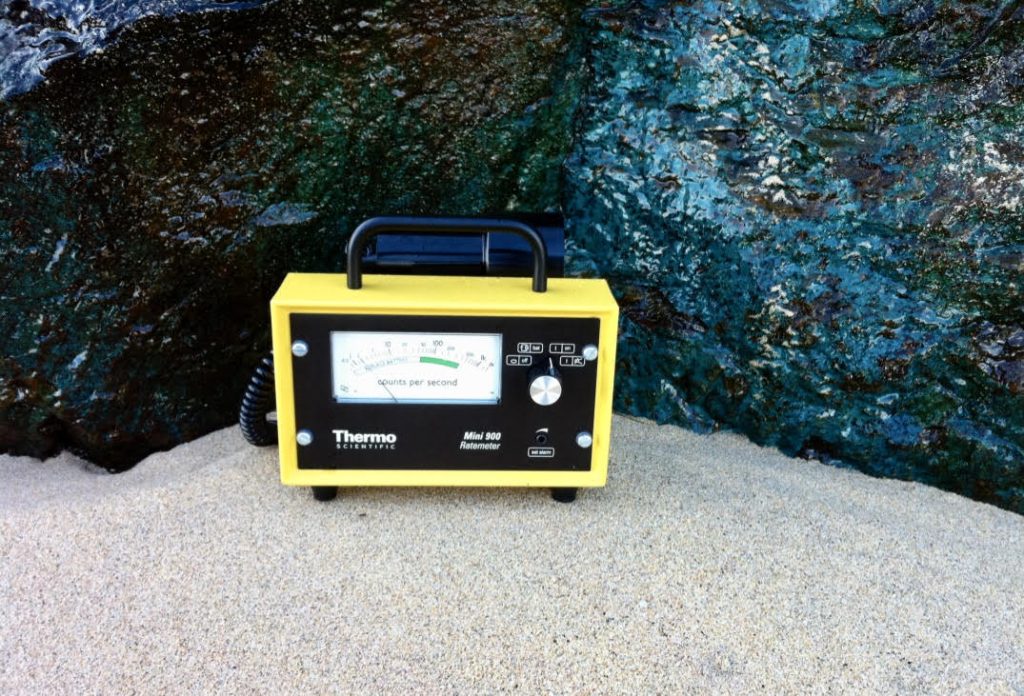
268;217;618;502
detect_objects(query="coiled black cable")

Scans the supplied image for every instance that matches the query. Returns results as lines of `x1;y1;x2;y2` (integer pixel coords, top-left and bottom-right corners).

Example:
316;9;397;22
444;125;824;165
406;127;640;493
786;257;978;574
239;353;278;446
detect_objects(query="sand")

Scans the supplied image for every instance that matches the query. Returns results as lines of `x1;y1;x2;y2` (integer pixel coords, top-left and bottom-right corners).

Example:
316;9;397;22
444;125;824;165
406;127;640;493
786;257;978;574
2;415;1022;694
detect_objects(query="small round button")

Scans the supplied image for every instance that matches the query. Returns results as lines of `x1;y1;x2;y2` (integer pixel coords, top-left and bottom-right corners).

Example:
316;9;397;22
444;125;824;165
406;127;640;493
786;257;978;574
576;431;593;448
582;344;598;361
529;374;562;406
296;429;314;446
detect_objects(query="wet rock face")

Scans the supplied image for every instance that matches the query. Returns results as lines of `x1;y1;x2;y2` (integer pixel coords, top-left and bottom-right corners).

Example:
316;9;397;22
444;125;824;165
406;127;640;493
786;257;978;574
3;0;1023;514
0;0;584;468
566;1;1024;510
0;0;261;99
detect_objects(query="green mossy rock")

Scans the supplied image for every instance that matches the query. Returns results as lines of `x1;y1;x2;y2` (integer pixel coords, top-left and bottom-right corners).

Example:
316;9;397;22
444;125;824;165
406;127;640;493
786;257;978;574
2;0;1023;513
566;0;1024;511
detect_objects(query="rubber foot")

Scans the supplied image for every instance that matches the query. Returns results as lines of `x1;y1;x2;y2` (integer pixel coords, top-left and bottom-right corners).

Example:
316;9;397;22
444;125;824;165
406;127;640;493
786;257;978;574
311;486;338;502
551;487;577;503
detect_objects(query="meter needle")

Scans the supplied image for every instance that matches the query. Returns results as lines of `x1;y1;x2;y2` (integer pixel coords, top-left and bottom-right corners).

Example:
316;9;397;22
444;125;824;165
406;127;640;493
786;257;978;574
381;383;399;403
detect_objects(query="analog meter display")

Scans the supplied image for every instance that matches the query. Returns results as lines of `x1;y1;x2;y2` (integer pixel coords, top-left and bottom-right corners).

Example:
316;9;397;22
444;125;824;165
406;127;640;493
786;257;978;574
331;331;502;404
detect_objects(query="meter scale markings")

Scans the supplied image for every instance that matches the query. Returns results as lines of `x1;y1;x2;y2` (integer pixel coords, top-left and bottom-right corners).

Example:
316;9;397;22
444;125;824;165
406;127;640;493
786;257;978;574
331;331;502;405
420;356;459;369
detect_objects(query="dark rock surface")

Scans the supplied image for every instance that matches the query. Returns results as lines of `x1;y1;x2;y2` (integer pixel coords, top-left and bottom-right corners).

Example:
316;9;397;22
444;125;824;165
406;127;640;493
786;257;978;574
1;0;264;100
3;0;1023;513
1;0;584;468
565;0;1024;511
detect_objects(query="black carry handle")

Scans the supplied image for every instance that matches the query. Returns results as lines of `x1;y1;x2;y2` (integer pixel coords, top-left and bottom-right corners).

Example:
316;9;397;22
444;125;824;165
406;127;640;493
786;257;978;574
346;216;548;293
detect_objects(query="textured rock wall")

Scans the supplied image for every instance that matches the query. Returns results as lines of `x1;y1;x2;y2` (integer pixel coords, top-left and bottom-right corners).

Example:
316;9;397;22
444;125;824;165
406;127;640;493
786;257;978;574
1;0;584;467
1;0;264;100
565;0;1024;510
2;0;1023;512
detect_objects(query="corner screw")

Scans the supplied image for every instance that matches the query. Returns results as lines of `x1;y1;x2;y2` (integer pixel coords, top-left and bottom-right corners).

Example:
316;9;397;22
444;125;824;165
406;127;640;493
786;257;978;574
292;340;309;357
296;430;314;446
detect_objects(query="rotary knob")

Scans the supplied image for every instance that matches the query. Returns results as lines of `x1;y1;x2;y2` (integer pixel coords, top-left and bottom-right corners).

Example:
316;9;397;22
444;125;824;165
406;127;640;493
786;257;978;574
528;359;562;406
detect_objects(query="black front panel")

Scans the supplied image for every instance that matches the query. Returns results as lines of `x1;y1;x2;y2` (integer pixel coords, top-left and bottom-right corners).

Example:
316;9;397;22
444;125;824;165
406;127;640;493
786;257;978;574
289;314;600;470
